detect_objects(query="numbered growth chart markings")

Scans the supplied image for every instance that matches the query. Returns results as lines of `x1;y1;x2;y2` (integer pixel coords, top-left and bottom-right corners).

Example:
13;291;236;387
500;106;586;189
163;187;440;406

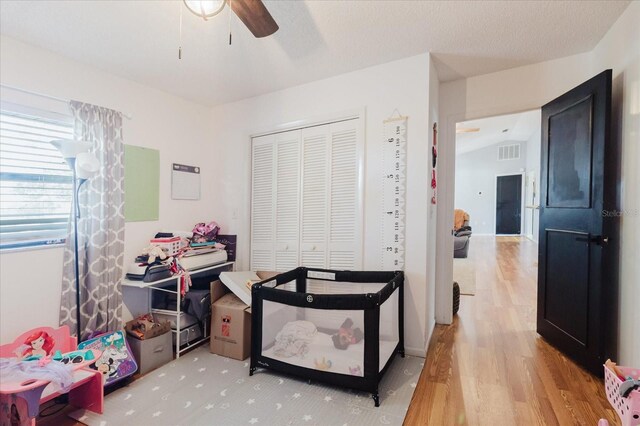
381;116;407;270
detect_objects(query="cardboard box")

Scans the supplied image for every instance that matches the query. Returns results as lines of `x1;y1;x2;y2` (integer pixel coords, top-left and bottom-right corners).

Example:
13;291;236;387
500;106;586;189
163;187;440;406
210;280;251;360
125;317;171;340
209;272;277;360
219;270;279;306
256;270;278;281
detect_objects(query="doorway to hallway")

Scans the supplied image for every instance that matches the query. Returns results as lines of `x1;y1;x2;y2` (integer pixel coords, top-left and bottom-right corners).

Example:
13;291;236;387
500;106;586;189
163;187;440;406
496;173;523;235
451;110;541;309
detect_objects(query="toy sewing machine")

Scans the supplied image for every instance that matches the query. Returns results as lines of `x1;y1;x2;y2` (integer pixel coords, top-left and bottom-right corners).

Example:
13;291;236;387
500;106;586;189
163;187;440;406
0;326;104;425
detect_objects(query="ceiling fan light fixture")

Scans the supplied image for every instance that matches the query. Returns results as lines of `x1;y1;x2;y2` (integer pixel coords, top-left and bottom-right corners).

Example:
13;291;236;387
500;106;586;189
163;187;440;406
184;0;227;20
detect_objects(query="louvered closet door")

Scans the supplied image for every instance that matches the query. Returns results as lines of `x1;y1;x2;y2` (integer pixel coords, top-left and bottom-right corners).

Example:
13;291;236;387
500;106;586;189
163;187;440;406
327;120;362;269
300;126;329;268
251;118;362;272
250;135;276;270
274;130;301;271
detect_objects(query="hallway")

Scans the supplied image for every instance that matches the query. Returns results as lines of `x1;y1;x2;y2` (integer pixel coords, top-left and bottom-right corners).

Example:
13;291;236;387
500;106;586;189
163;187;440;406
405;236;616;425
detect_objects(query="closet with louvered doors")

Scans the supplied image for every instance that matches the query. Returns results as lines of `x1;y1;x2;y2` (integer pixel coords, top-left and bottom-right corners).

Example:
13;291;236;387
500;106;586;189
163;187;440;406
250;117;362;272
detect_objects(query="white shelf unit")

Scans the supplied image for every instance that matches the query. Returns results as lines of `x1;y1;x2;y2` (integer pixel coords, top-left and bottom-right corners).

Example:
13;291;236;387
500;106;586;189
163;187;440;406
122;261;234;357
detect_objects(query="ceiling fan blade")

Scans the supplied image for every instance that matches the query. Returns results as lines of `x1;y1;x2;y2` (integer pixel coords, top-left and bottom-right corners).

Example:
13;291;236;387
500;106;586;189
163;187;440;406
230;0;279;38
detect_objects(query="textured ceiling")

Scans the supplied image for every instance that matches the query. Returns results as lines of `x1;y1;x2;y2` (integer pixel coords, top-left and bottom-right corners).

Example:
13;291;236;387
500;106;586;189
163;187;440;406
0;1;630;106
456;110;541;155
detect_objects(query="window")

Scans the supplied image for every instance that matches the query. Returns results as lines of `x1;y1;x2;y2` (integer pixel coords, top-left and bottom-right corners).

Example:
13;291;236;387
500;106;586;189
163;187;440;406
0;103;74;249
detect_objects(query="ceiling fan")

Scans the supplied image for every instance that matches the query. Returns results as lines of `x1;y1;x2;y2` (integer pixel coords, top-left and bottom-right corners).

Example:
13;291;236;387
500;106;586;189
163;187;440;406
183;0;279;38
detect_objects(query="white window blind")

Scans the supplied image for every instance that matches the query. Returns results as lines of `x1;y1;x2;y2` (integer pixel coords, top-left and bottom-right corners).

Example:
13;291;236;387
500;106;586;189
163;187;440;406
0;106;74;249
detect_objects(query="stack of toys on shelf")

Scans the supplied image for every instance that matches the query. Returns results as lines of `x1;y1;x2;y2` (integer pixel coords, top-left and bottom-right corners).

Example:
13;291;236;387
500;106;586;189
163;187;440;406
125;220;230;286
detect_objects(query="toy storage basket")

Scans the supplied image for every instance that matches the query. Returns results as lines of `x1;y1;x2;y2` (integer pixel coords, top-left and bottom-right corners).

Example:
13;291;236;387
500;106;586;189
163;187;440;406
603;364;640;426
150;237;183;256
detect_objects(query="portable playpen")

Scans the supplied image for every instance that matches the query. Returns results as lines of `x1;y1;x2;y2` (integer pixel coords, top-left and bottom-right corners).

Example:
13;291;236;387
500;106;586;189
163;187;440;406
249;268;404;406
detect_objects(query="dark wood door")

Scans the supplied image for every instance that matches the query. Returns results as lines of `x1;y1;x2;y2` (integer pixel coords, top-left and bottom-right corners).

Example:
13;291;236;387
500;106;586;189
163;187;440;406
496;174;522;234
537;70;617;375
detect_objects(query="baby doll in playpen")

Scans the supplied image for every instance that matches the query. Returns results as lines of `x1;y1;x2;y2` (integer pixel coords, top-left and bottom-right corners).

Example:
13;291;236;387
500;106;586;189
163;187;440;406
331;318;363;350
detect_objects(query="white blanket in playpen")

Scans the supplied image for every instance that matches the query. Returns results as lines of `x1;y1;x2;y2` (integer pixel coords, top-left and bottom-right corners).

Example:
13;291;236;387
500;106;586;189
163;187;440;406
264;322;397;377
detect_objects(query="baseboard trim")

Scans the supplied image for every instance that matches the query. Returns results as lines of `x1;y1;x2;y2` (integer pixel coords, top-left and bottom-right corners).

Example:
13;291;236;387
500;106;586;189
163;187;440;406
405;346;426;358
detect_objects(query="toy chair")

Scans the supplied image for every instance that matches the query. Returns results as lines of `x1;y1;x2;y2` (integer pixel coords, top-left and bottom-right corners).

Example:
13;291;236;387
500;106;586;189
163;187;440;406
0;326;104;425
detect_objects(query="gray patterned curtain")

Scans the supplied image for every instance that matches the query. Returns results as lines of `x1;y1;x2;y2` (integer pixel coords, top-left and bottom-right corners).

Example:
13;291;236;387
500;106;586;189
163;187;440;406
59;101;125;339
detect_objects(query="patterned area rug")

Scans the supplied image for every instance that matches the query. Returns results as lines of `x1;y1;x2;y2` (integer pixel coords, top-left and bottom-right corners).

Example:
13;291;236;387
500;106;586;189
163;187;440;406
69;345;422;425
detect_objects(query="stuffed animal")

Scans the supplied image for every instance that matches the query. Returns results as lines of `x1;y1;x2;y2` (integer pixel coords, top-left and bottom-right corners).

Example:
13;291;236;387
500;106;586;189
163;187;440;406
331;318;363;350
141;245;167;264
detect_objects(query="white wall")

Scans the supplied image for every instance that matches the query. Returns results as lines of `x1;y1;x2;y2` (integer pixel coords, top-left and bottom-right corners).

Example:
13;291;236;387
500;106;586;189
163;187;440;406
524;125;541;242
455;142;528;235
0;38;435;356
209;53;434;356
0;36;217;342
425;56;439;341
589;0;640;370
437;2;640;365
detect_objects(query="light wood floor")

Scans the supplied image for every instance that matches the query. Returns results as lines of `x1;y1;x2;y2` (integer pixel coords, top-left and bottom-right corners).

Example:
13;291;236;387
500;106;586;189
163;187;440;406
404;236;618;426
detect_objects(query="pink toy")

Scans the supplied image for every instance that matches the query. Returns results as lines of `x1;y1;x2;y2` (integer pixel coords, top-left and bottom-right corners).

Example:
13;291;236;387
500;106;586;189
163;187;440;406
598;362;640;426
191;221;220;243
0;326;104;425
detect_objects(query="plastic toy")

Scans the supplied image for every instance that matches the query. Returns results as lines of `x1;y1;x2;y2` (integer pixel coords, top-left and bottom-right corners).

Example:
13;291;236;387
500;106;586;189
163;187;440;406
598;360;640;426
78;330;138;386
349;365;362;376
0;326;104;425
314;357;332;371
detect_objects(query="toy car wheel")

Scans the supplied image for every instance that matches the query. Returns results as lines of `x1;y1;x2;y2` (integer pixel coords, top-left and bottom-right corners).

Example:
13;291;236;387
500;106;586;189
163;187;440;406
453;282;460;315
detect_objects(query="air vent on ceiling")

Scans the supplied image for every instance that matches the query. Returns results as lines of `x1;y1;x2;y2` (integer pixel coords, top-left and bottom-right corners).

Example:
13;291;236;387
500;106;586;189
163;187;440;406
498;144;520;161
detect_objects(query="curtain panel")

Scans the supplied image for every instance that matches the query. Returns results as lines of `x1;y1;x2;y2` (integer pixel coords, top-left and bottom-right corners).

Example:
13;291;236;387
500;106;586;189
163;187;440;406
59;101;125;339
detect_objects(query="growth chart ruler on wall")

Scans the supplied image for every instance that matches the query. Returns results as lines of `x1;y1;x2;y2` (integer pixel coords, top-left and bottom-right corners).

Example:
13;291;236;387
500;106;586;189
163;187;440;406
381;115;407;270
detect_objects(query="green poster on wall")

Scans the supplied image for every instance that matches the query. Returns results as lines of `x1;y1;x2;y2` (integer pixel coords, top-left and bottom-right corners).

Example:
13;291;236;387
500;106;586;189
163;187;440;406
124;144;159;222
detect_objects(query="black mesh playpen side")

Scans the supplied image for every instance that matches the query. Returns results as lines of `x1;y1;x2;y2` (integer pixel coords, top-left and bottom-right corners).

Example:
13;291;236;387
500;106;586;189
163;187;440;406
249;268;404;407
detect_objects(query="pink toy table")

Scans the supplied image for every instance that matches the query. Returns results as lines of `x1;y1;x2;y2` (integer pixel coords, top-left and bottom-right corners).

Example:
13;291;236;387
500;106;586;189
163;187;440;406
0;326;104;425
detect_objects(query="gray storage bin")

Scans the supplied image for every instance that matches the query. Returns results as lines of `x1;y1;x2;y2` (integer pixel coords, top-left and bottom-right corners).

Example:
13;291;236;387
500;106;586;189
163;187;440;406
174;323;202;347
153;310;198;329
127;331;172;375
